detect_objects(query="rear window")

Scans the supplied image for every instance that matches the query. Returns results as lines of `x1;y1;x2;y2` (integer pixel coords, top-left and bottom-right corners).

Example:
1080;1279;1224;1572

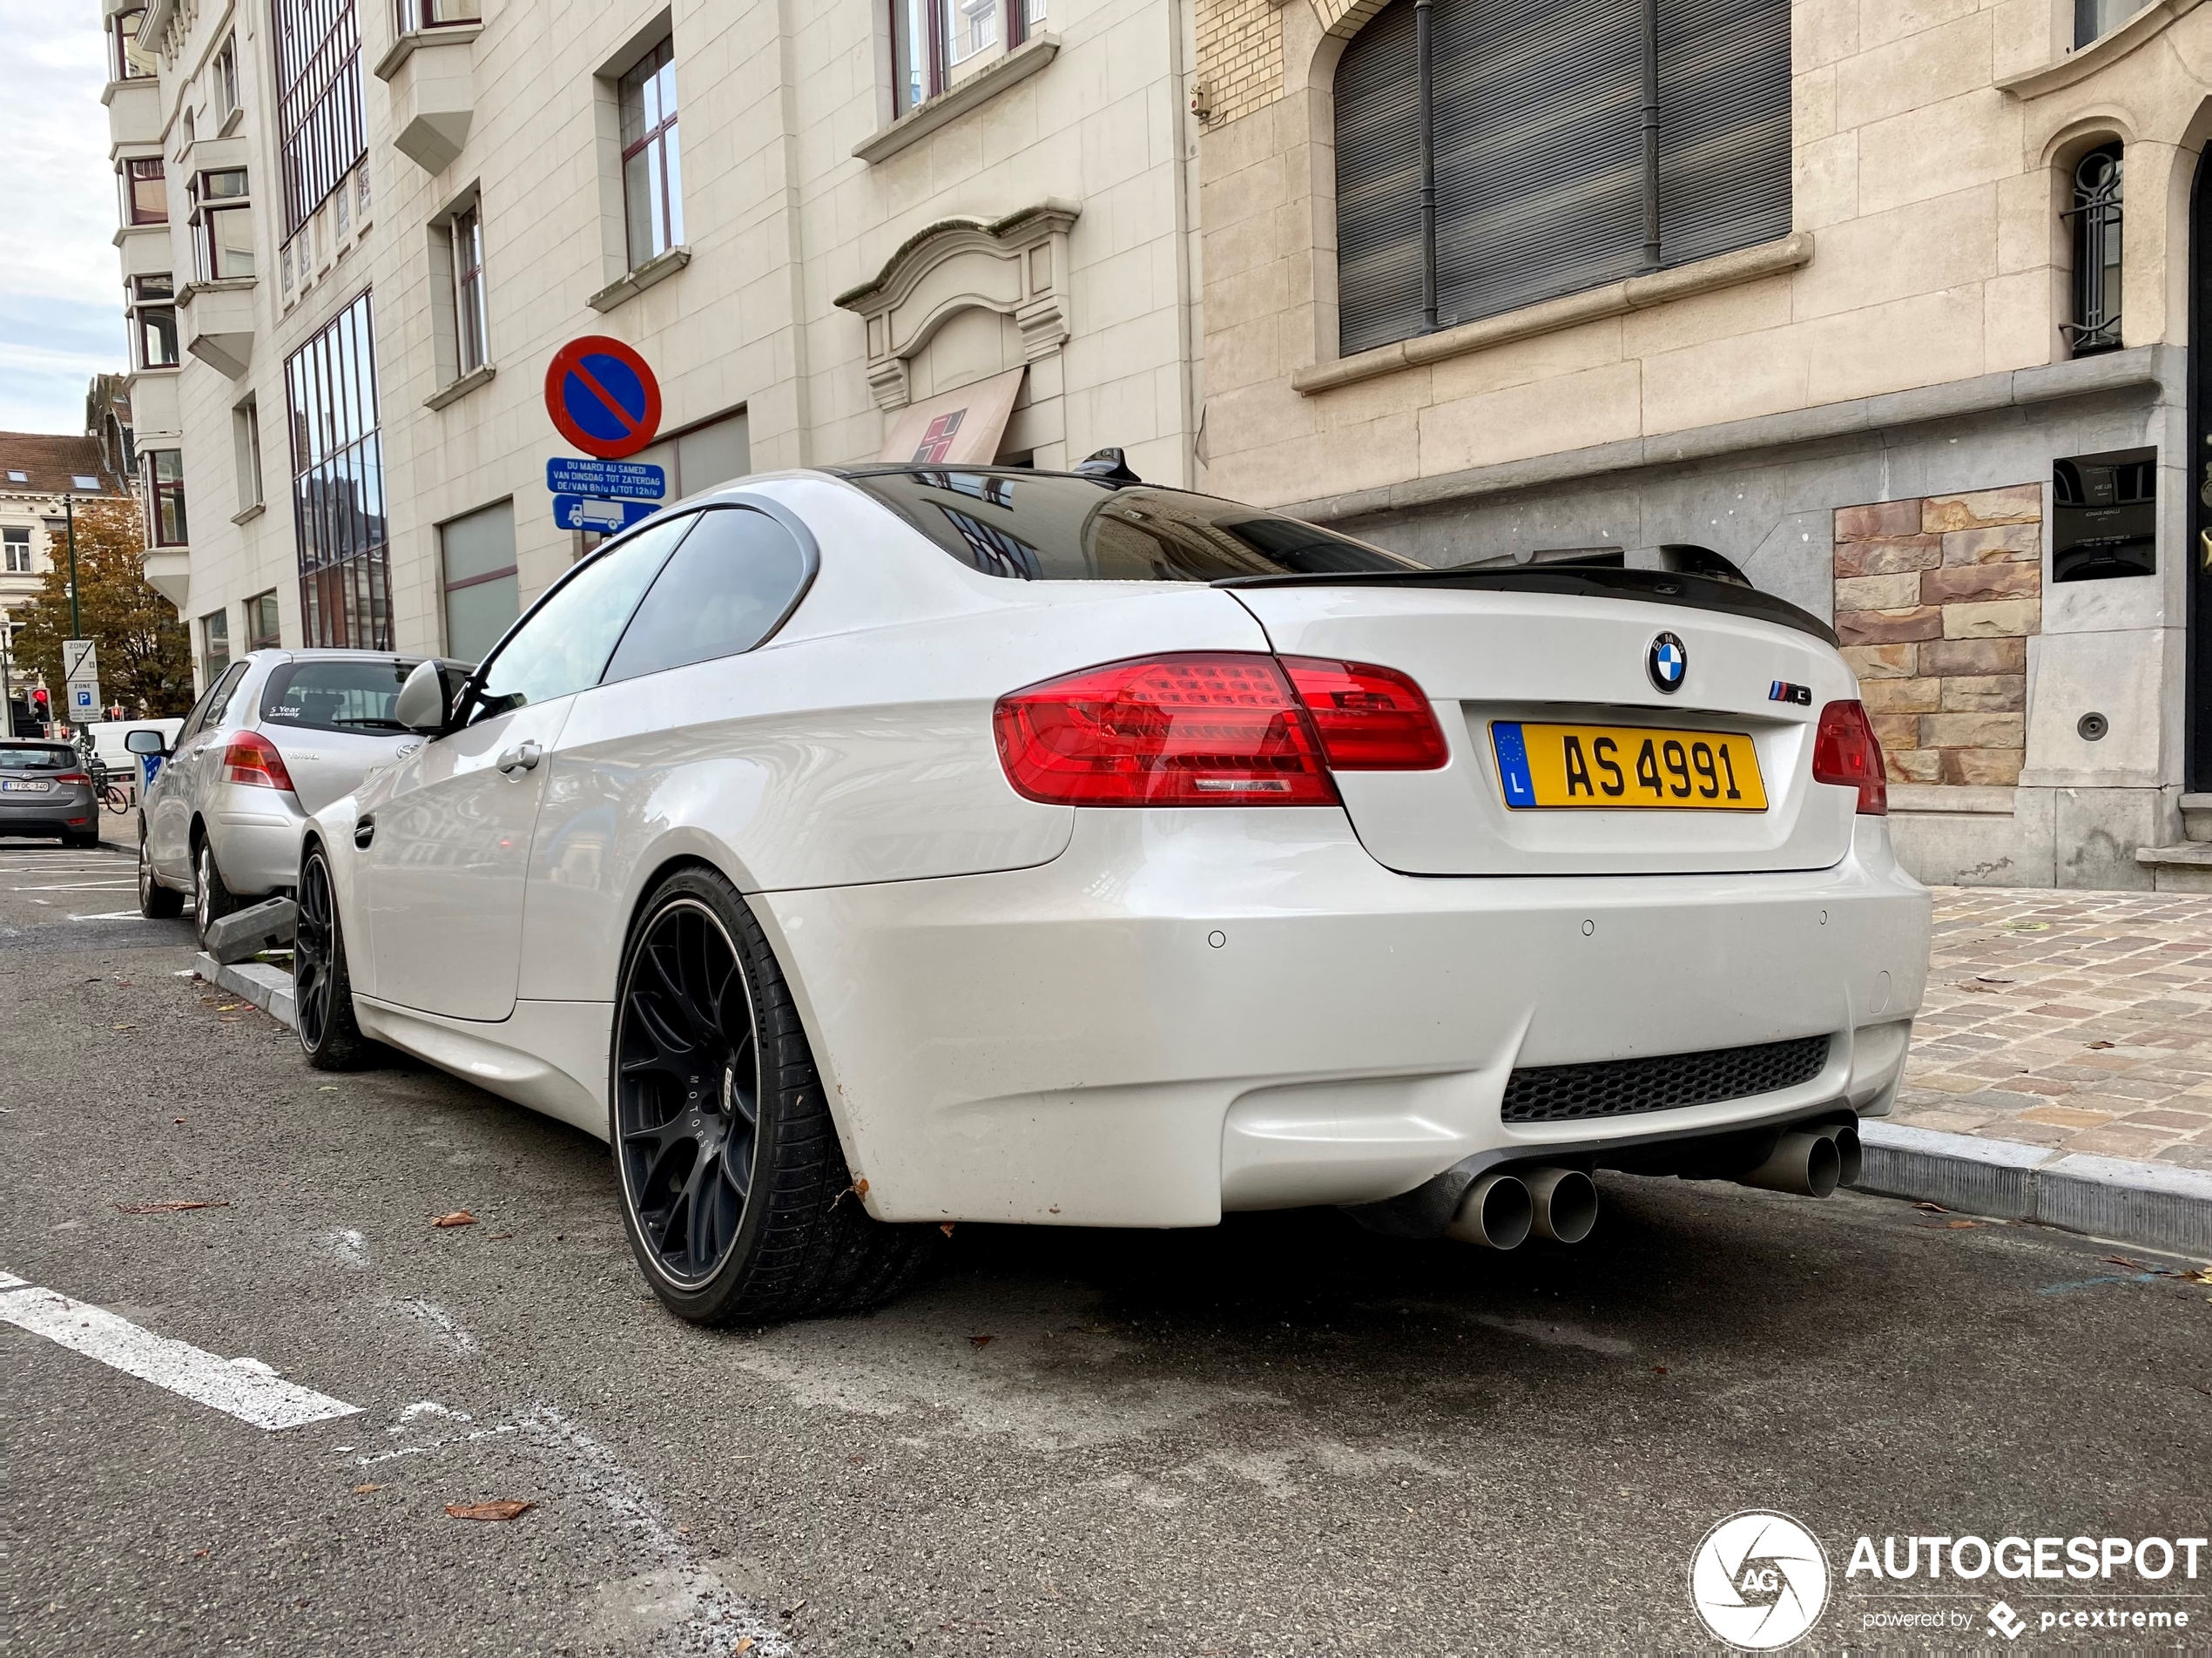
836;468;1423;583
0;745;73;770
260;659;418;734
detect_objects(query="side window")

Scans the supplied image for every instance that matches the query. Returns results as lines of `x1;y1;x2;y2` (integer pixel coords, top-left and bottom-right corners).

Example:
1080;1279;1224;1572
470;514;695;720
218;664;261;727
185;664;249;741
601;508;813;684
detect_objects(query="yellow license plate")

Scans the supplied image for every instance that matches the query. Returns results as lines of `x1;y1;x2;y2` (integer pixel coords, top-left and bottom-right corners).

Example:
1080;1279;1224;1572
1490;721;1768;811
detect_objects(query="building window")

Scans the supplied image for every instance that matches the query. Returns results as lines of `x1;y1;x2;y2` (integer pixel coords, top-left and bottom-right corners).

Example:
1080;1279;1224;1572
121;157;166;226
146;449;189;547
246;590;282;651
213;33;240;125
2075;0;2152;45
191;168;256;282
892;0;1043;111
395;0;479;29
618;37;683;268
233;398;265;511
1332;0;1792;356
272;0;366;239
2;528;30;575
2064;142;2123;358
453;199;489;374
127;275;179;369
440;498;518;662
110;8;153;81
200;610;231;683
285;289;389;649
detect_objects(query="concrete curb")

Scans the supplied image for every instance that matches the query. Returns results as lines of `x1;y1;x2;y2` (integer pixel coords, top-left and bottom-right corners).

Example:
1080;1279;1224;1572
1857;1121;2212;1259
179;955;2212;1259
196;951;297;1031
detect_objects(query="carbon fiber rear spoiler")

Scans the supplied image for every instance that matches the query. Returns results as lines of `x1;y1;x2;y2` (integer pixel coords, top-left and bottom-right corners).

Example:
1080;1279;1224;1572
1213;565;1838;648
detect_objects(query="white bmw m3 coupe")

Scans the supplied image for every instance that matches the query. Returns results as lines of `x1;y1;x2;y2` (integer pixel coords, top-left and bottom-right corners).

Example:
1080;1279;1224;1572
296;458;1931;1324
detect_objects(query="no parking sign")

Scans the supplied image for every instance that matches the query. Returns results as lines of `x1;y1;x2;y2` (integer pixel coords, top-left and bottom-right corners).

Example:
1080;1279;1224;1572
543;336;662;461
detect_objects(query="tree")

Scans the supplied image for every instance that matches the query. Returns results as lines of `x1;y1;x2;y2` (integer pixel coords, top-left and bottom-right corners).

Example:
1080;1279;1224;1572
11;496;196;719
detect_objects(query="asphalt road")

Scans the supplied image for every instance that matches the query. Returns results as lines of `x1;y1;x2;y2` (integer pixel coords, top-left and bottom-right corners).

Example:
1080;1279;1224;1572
4;833;2211;1656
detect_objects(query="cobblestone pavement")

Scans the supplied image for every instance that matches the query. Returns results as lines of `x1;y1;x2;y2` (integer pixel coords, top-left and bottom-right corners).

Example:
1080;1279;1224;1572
1898;886;2212;1169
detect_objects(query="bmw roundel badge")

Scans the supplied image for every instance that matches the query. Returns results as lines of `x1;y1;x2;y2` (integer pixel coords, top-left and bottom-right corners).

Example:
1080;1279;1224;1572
1648;631;1688;694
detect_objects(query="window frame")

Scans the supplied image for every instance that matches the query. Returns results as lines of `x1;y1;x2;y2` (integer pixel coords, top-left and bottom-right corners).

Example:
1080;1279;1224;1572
190;167;256;283
451;199;489;375
127;274;179;369
121;157;166;226
272;0;367;240
233;396;265;512
109;8;153;81
617;36;683;269
285;289;390;650
2;527;30;575
199;612;233;688
212;32;240;125
395;0;481;29
246;589;282;651
146;448;189;548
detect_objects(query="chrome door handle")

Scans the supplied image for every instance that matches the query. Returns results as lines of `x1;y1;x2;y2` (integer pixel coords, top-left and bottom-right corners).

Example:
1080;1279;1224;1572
496;740;542;776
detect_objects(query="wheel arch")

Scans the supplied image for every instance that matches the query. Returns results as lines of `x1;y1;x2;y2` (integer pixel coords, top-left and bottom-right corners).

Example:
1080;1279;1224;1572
615;847;866;1179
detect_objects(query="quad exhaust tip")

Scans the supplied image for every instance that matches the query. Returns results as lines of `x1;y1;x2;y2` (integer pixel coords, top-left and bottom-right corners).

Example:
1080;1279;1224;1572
1737;1122;1860;1199
1447;1165;1598;1250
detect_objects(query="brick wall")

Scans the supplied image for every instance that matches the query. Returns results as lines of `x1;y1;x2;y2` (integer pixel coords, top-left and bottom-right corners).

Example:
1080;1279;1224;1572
1834;486;2043;788
1195;0;1283;128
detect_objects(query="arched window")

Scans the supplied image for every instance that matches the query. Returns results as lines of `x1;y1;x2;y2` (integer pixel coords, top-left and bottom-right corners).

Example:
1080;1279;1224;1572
2064;142;2123;357
1332;0;1792;358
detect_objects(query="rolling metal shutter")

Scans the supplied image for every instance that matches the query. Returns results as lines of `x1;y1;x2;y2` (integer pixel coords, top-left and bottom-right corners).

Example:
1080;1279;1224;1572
1333;1;1426;357
1430;0;1646;330
1657;0;1794;267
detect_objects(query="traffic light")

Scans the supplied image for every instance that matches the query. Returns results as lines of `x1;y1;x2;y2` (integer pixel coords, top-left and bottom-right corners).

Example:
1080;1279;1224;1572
30;687;51;729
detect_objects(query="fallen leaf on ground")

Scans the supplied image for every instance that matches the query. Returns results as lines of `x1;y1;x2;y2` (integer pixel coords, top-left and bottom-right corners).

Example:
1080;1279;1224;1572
352;1484;382;1494
1652;1365;1668;1375
487;1232;514;1240
1974;975;2016;985
443;1500;532;1522
317;1086;339;1092
1913;1201;1949;1213
2086;1041;2116;1050
172;1117;185;1125
215;1003;239;1012
968;1335;993;1348
939;1222;955;1237
115;1199;230;1214
431;1210;476;1228
734;1639;755;1655
1943;1219;1982;1229
2105;1255;2151;1271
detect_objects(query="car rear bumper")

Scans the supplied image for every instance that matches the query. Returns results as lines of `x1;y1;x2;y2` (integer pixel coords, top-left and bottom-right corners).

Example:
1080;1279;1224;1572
207;785;308;896
0;789;95;835
761;810;1932;1228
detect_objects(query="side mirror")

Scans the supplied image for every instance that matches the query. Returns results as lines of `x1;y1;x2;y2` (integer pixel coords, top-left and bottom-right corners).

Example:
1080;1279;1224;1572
393;657;457;734
124;728;167;756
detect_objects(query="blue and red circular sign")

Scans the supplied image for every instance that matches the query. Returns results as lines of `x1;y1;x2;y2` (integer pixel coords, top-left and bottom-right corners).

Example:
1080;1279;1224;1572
544;335;662;460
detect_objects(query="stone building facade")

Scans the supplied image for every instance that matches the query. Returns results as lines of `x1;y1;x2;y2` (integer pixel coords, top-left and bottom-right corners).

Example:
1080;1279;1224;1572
105;0;1201;675
1193;0;2212;889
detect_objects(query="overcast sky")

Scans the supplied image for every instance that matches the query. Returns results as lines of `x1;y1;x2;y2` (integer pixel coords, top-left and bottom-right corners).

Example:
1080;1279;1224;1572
0;1;128;437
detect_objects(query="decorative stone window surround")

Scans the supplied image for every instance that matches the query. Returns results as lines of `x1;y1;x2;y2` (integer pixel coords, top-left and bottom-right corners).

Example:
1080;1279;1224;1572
833;202;1079;413
853;33;1060;165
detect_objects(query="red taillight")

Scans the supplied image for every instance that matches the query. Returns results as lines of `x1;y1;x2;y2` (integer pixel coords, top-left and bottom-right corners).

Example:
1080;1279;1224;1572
1279;657;1450;771
994;653;1338;805
222;731;296;792
993;651;1450;806
1812;699;1887;816
55;772;91;786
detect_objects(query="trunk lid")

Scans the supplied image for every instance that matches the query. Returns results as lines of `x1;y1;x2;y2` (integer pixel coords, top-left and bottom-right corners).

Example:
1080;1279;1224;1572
1226;576;1858;877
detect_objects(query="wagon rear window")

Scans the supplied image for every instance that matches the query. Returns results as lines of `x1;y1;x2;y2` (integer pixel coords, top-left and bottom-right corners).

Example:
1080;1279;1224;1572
835;468;1423;583
0;745;72;770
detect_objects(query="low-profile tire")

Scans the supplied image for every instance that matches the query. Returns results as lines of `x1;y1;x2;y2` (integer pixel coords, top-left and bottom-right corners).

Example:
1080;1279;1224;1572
610;864;939;1325
138;829;185;918
193;835;242;947
294;844;375;1071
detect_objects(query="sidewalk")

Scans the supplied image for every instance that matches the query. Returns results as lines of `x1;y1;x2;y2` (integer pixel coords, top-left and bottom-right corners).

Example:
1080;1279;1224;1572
1895;887;2212;1172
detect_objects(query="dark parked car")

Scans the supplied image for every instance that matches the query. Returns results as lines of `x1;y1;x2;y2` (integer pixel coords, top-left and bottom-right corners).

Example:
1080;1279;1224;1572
0;741;99;847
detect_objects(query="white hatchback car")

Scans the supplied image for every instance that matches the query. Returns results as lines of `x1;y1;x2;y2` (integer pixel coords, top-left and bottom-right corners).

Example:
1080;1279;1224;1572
298;463;1930;1324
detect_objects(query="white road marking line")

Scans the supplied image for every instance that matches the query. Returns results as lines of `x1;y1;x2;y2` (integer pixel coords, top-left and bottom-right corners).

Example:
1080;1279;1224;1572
12;883;135;892
0;1278;361;1432
388;1297;478;1354
67;911;145;920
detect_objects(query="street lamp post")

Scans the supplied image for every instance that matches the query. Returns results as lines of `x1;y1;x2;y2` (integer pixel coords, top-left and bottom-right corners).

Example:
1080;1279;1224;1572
65;494;81;639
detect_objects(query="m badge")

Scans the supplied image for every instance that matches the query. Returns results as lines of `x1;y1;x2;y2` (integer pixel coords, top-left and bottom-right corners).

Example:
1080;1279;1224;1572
1648;632;1688;694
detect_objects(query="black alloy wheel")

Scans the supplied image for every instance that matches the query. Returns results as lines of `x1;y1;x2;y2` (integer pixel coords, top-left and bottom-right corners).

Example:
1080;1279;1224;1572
138;827;183;918
294;846;372;1068
610;865;939;1324
615;898;762;1288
